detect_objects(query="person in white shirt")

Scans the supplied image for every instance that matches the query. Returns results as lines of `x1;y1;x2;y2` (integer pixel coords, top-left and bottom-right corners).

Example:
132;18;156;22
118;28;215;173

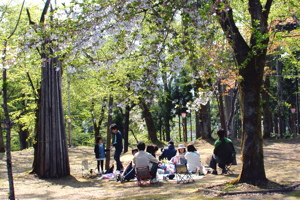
133;142;159;182
184;144;201;172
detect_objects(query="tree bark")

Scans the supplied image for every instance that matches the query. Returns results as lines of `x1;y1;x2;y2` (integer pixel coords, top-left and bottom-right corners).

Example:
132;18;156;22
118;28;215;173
139;100;157;142
213;0;272;184
124;105;129;153
276;58;284;138
19;124;29;150
199;103;211;139
105;96;113;170
262;76;273;139
0;112;5;152
218;81;227;134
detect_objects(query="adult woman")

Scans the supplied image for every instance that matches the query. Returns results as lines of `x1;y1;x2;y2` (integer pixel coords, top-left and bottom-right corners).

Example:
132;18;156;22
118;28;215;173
184;144;201;172
171;144;187;164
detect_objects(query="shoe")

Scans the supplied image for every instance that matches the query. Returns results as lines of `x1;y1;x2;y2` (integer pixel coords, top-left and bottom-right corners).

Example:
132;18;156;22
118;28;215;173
221;168;227;175
117;173;122;182
212;170;218;175
120;176;125;183
151;178;159;183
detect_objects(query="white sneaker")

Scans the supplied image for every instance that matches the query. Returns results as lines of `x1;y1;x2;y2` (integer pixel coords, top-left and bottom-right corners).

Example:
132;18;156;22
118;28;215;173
152;178;159;183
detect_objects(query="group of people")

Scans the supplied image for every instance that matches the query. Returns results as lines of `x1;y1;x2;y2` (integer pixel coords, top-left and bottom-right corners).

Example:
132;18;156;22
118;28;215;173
94;124;236;183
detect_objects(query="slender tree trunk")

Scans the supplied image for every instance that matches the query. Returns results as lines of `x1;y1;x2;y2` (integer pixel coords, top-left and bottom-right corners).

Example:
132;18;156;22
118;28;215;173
179;115;181;142
3;41;15;200
218;81;227;134
105;96;113;170
225;88;237;139
124;105;129;153
139;100;157;142
262;76;273;139
0;112;5;152
274;115;278;134
195;110;201;139
277;58;284;139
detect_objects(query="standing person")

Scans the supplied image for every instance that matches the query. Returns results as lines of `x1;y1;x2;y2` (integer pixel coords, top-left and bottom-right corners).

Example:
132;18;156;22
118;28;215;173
209;128;236;175
133;142;160;183
185;144;201;173
94;136;110;174
159;141;177;161
110;123;124;171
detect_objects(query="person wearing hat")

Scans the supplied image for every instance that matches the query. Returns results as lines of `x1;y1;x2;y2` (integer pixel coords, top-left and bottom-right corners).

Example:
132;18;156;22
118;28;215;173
170;144;187;164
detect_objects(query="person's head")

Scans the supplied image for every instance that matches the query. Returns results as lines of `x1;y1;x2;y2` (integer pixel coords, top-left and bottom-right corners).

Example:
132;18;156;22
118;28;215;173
217;128;225;138
146;145;155;157
110;123;118;133
153;144;158;153
96;136;102;144
187;144;197;152
177;144;186;153
168;141;174;145
132;148;138;155
137;142;145;151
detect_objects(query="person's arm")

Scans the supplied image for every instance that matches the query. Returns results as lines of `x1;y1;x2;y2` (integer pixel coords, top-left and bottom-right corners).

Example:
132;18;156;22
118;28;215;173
149;153;159;164
158;149;165;161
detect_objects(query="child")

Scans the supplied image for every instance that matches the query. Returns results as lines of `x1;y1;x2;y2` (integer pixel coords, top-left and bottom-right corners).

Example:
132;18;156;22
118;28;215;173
94;136;110;175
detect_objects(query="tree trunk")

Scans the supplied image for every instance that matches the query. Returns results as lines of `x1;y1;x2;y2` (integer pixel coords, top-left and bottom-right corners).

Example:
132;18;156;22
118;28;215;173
0;112;5;152
199;103;211;139
32;57;70;178
262;76;273;139
105;96;113;170
225;88;237;139
3;42;15;199
195;110;201;139
179;115;181;142
164;116;171;142
218;81;227;134
19;124;29;150
124;105;129;153
139;100;157;142
277;58;284;139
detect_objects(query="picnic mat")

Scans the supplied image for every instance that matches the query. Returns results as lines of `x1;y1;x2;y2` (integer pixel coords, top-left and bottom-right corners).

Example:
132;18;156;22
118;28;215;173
158;173;203;182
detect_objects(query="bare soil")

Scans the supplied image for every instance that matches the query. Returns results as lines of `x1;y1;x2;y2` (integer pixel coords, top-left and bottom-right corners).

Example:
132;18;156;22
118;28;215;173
1;138;300;199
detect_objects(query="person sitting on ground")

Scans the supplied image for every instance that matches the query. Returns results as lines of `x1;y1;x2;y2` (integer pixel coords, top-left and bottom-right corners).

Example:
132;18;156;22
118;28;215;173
159;141;177;161
146;144;155;157
171;144;187;165
185;144;201;173
118;148;138;183
94;136;110;175
209;128;236;175
133;142;160;183
153;144;159;158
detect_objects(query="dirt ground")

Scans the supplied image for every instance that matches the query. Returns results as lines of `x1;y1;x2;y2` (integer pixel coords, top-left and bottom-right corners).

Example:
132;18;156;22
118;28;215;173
0;138;300;200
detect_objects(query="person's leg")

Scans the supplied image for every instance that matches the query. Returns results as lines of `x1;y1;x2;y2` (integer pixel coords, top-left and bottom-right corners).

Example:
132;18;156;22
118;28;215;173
123;166;135;181
114;150;123;171
150;163;158;179
100;160;104;173
97;160;100;173
209;154;219;175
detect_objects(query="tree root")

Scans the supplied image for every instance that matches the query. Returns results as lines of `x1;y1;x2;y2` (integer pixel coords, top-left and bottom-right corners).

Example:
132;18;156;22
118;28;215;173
196;183;300;196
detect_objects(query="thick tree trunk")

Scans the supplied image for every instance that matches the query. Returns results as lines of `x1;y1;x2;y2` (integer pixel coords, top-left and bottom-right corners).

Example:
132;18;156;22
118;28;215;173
199;103;211;139
32;57;70;178
164;116;171;142
238;59;267;184
139;100;157;142
19;124;29;150
262;77;273;139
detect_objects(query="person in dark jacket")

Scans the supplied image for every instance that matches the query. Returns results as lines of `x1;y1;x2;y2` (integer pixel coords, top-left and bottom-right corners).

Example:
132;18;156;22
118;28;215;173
209;128;236;175
110;123;124;171
159;141;177;161
94;136;110;174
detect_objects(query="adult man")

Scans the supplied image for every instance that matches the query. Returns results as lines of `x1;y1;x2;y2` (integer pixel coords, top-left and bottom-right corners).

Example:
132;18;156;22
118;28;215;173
209;128;236;175
133;142;159;183
159;141;177;161
110;123;123;171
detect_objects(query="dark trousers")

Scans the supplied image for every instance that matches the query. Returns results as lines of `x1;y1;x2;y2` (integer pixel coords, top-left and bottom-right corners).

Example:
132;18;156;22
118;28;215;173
114;150;123;170
209;154;225;170
97;160;104;172
123;165;136;181
150;163;159;179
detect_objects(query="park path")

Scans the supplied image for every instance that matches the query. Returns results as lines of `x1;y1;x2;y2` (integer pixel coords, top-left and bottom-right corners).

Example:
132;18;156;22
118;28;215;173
0;138;299;199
